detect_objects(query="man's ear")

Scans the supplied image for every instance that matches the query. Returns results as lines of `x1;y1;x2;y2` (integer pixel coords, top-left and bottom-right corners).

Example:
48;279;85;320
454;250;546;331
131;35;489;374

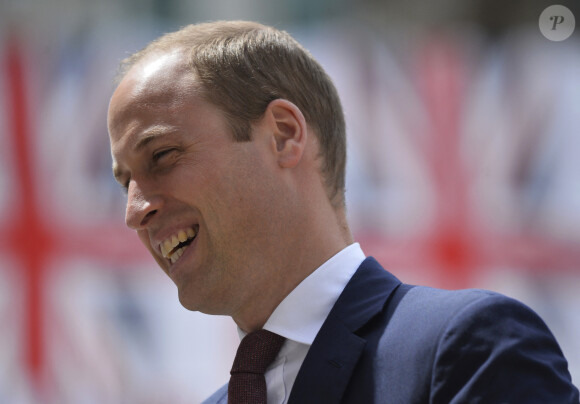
264;99;308;168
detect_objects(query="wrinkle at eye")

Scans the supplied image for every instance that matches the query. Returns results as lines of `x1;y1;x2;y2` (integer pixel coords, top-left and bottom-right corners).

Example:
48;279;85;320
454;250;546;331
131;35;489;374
153;148;177;162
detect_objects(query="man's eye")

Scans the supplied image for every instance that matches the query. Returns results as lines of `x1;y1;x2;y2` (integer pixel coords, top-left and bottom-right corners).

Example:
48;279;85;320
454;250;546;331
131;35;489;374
153;148;176;162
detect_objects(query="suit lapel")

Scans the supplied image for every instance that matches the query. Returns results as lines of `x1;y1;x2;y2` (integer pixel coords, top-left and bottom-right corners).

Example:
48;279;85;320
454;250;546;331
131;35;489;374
288;257;401;404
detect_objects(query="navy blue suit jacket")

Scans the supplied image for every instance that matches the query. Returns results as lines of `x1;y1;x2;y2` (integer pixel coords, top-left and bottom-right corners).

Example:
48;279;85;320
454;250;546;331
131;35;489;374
204;257;579;403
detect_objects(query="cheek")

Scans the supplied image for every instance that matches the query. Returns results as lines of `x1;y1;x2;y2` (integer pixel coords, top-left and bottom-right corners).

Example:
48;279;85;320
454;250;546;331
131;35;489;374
223;174;278;236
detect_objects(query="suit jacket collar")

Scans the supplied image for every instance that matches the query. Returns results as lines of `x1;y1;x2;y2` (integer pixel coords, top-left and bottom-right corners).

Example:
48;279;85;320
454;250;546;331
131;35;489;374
288;257;401;404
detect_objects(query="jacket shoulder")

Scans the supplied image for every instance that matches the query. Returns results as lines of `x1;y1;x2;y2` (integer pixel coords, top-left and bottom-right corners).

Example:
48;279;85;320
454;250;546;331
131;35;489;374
375;285;579;403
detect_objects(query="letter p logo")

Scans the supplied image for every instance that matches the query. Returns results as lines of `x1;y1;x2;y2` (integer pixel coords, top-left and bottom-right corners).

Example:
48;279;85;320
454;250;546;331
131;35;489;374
550;15;565;30
540;5;575;41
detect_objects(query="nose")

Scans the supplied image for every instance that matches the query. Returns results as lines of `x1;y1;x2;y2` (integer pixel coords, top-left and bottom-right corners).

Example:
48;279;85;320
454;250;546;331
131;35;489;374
125;179;161;230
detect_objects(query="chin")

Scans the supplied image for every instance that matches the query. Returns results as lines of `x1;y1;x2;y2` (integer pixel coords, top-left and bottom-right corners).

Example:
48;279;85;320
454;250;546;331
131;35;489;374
178;294;198;311
178;293;227;316
177;289;206;313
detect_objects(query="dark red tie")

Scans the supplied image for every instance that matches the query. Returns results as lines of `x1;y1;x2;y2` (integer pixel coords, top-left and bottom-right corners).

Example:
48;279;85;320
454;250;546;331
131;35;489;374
228;329;285;404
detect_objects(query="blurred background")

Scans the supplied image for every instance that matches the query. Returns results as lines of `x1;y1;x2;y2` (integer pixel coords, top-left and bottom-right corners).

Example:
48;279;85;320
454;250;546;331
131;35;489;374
1;0;579;402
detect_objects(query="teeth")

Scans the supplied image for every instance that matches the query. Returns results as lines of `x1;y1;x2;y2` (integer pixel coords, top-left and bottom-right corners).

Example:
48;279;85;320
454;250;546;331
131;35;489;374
169;246;188;264
160;227;197;261
170;247;181;264
162;239;172;257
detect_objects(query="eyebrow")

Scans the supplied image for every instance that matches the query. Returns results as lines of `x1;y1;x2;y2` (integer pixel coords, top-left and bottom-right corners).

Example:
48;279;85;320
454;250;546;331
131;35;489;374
134;130;165;152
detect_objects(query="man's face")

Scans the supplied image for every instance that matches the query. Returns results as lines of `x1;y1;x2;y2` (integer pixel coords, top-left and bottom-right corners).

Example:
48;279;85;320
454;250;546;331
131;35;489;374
107;52;285;315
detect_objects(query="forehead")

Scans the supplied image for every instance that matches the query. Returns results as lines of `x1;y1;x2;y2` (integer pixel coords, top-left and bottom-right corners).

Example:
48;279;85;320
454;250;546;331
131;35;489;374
108;50;204;145
108;50;197;125
107;50;229;174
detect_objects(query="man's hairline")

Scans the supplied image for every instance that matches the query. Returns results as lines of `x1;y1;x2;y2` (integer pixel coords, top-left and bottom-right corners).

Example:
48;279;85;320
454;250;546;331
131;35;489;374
113;46;345;208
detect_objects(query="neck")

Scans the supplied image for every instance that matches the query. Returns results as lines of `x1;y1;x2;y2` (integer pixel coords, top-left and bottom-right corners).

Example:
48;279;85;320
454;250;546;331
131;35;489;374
233;208;351;333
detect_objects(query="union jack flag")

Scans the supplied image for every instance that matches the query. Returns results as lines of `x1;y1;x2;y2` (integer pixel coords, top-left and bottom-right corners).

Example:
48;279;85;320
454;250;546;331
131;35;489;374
1;21;579;402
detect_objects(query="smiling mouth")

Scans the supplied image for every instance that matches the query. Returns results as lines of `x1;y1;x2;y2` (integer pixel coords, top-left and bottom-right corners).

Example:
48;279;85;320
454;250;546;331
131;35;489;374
160;226;198;264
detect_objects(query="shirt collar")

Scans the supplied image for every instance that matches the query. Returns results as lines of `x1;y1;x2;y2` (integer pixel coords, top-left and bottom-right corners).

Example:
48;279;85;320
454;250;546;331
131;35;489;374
259;243;366;345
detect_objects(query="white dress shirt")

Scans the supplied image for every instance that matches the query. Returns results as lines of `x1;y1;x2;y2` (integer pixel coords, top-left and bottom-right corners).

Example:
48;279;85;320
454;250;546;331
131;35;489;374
237;243;366;404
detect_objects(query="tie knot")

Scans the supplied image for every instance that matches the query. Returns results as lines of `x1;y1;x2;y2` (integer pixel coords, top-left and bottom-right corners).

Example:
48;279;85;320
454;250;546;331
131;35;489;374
231;329;285;374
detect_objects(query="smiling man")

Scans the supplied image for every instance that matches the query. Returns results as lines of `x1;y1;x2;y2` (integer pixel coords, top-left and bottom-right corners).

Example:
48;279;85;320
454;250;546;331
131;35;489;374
107;21;579;404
